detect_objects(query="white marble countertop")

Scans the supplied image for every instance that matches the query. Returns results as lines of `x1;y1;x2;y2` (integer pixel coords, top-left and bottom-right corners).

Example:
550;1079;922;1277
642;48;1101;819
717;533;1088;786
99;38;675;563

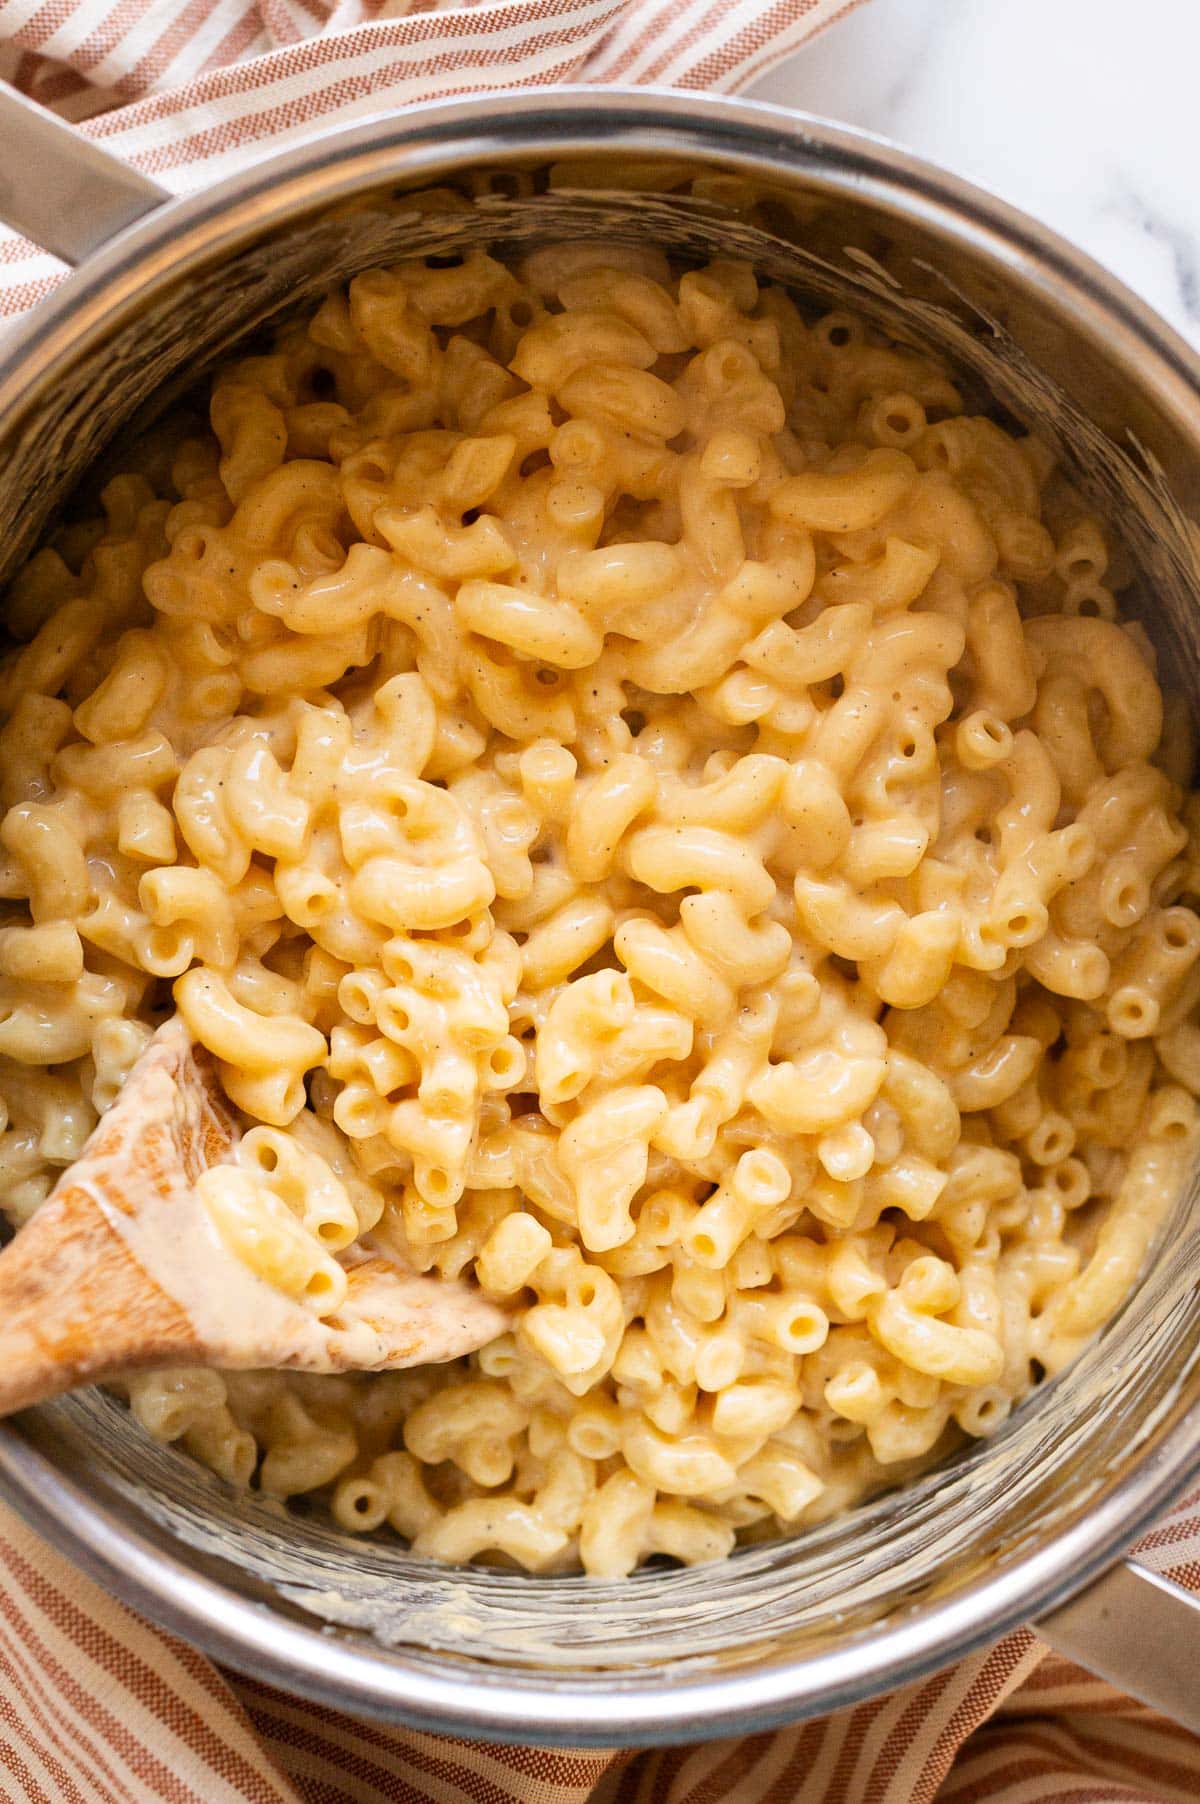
749;0;1199;351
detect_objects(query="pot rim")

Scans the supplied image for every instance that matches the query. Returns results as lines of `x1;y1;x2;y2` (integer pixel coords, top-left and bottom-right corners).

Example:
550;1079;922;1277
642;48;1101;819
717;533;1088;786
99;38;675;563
2;86;1200;1742
2;1389;1198;1743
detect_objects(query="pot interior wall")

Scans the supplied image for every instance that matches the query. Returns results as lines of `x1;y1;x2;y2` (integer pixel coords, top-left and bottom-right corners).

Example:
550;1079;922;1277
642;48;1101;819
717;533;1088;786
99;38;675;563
2;156;1200;1701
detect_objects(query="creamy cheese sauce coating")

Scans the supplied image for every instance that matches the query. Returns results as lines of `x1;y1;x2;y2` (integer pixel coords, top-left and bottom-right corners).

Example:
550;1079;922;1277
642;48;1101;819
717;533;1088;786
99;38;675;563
0;243;1198;1576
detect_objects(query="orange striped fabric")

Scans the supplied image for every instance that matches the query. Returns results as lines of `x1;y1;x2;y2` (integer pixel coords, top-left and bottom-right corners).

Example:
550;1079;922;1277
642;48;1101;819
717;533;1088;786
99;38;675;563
0;1491;1198;1802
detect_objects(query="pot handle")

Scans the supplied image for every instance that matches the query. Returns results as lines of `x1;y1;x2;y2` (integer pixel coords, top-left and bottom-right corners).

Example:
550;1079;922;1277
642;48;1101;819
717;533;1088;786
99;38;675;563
0;83;168;265
1035;1557;1200;1730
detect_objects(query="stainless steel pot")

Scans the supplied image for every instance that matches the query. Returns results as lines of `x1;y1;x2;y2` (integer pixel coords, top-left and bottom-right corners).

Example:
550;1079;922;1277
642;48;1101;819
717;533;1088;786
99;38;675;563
1;83;1200;1745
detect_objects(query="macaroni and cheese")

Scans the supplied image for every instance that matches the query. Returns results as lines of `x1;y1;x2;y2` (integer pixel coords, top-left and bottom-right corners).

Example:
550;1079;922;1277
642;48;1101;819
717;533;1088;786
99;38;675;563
1;242;1197;1577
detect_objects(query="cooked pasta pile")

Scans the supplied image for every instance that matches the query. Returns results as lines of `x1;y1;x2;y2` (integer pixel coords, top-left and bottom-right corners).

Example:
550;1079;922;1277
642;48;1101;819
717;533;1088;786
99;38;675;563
0;243;1197;1576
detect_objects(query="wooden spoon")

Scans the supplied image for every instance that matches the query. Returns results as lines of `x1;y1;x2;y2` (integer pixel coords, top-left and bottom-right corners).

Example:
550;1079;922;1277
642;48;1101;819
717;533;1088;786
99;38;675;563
0;1019;509;1416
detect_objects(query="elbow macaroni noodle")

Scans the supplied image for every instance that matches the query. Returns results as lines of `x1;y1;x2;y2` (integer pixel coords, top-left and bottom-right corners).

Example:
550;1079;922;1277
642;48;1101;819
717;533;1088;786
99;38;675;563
1;241;1199;1577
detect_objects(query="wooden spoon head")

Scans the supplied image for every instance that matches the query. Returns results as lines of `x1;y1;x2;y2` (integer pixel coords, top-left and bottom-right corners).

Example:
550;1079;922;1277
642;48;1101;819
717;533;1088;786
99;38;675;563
0;1019;509;1416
